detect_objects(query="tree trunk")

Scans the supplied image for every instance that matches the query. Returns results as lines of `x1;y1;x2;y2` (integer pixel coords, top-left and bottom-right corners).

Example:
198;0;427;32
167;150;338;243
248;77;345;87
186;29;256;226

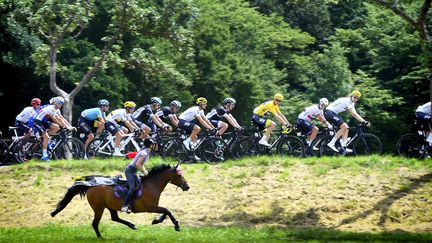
62;97;74;124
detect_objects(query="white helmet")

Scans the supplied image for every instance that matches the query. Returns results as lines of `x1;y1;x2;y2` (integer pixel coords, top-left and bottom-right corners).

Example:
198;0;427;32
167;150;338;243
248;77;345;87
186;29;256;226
319;98;329;106
49;97;57;104
170;100;181;108
223;97;236;105
54;96;65;105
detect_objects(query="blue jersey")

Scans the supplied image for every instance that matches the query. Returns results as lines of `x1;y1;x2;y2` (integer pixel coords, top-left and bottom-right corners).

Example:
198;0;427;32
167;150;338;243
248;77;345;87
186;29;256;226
81;107;104;121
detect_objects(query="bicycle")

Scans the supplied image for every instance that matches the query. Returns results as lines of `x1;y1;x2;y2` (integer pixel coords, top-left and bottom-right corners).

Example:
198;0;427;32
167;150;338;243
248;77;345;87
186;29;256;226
1;127;44;164
162;128;228;163
231;126;305;158
86;130;142;158
319;123;382;156
396;121;431;159
221;127;246;159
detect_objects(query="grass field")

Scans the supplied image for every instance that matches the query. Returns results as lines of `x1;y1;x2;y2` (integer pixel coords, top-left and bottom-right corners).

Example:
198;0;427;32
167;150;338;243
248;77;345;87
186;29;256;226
0;155;431;242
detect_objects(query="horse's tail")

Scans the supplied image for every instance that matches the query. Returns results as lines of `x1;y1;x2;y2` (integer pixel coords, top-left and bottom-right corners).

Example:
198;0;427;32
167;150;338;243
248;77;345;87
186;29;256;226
50;184;90;217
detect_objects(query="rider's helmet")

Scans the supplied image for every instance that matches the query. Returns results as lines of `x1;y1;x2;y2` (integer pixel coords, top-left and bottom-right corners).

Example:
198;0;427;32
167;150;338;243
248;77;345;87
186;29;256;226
49;97;56;104
143;137;156;148
31;98;41;106
124;101;136;108
98;99;109;107
54;96;65;105
319;98;329;106
274;93;284;101
170;100;181;108
196;97;207;105
351;90;361;98
223;97;236;105
150;97;162;105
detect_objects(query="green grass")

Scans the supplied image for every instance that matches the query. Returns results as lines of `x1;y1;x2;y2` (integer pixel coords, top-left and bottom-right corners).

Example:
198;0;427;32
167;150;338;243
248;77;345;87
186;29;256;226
0;224;431;243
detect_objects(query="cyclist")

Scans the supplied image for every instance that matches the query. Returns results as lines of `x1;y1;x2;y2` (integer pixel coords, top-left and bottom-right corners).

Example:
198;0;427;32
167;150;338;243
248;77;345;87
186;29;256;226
297;98;333;152
155;100;182;129
325;90;370;153
178;97;215;151
77;99;110;150
105;101;141;156
15;98;41;138
121;137;156;213
415;101;432;144
132;97;169;136
206;97;242;136
33;97;73;161
252;93;292;147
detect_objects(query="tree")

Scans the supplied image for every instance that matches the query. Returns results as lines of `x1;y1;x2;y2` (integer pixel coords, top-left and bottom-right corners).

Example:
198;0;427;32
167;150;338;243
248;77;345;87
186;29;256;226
4;0;194;122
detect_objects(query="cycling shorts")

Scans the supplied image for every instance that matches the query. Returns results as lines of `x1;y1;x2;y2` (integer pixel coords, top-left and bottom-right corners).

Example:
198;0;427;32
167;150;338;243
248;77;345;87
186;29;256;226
178;119;197;135
296;119;314;135
324;110;345;128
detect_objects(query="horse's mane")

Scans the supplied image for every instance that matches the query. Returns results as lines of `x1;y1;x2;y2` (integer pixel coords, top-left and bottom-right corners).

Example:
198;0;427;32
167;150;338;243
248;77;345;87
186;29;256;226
145;164;171;178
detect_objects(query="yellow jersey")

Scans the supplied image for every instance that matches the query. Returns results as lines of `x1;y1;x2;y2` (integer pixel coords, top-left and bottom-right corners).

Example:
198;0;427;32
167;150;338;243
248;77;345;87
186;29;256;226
253;101;281;117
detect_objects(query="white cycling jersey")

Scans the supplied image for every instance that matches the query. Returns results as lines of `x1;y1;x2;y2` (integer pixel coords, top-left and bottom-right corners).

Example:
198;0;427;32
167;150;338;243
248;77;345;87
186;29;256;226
416;102;431;115
327;97;355;114
298;104;323;122
16;107;36;123
106;109;131;124
179;106;204;122
34;105;58;121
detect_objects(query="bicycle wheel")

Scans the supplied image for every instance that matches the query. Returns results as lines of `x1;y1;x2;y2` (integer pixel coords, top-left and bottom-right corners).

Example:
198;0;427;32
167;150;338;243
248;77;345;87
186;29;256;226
396;133;424;159
87;138;113;159
55;137;85;160
230;136;261;159
198;137;228;163
16;138;43;161
352;133;382;156
319;137;340;157
309;135;328;157
276;136;305;157
161;138;189;162
0;140;9;165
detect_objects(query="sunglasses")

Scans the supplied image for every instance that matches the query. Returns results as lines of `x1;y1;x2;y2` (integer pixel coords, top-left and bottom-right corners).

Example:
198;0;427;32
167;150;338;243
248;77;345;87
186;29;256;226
275;99;282;102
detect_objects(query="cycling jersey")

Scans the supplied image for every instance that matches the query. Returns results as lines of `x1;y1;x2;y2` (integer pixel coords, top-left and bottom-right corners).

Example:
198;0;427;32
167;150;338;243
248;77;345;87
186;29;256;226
34;105;59;121
155;107;174;122
106;109;132;124
253;101;281;117
80;107;105;121
326;97;355;114
179;106;204;122
298;104;323;122
206;106;230;121
16;107;36;123
416;102;431;115
132;105;156;121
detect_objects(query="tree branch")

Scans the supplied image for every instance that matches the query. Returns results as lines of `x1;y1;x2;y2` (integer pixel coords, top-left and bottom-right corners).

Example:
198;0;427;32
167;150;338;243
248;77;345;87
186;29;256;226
371;0;417;27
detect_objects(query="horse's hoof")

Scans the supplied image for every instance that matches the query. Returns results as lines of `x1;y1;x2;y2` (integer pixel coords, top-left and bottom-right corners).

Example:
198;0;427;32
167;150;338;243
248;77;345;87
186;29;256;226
174;225;180;231
152;219;159;225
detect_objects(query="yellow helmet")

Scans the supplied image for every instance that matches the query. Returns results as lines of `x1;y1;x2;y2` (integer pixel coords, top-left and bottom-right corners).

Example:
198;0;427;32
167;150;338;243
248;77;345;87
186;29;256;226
274;93;284;101
351;90;361;98
124;101;136;108
196;97;208;105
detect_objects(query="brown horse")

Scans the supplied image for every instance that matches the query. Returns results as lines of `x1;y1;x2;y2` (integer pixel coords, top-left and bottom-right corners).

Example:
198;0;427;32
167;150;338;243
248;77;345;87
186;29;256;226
50;163;189;238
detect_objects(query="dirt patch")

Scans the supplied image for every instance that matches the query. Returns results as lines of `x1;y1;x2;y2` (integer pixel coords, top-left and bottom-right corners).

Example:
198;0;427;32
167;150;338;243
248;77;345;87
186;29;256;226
0;160;431;232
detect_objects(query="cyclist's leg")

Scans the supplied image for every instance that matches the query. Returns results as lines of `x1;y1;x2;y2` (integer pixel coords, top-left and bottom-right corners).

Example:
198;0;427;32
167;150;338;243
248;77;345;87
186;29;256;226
78;117;94;149
212;120;227;136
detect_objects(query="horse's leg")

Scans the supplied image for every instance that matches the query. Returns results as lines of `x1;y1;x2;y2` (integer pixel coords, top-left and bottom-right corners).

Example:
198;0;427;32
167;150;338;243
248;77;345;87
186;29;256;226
91;207;104;238
108;208;137;230
152;213;167;225
149;206;180;231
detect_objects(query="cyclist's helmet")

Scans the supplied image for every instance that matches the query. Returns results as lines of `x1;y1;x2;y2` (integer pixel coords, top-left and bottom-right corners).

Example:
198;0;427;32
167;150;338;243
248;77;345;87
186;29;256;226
319;98;329;106
49;97;56;104
31;98;41;106
55;96;65;105
124;101;136;108
143;137;156;148
351;90;361;98
274;93;284;101
196;97;208;105
98;99;109;107
223;97;236;105
150;97;162;105
170;100;182;108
